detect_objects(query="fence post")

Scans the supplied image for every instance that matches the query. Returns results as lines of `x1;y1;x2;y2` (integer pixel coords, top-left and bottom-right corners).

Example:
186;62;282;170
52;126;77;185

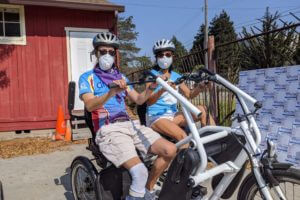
208;36;218;123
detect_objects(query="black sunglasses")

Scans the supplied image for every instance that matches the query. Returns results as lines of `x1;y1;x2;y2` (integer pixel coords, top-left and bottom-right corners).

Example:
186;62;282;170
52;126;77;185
99;49;116;56
157;52;173;58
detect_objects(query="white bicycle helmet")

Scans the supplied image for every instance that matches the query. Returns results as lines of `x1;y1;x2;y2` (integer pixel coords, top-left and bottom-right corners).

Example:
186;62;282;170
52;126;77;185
93;31;120;49
153;39;175;54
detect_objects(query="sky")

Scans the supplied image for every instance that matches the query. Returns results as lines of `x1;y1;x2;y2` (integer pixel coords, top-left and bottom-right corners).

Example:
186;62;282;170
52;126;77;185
110;0;300;59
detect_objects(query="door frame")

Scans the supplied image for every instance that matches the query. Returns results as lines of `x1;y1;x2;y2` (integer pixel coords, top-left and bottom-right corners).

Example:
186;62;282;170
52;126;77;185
64;27;108;82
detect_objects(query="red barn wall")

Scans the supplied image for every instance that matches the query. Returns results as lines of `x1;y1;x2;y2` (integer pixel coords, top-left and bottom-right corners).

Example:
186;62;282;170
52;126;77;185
0;5;115;131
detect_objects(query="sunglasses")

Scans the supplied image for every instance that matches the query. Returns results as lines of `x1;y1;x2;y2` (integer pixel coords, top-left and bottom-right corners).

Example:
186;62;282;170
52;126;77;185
157;52;173;58
98;49;116;56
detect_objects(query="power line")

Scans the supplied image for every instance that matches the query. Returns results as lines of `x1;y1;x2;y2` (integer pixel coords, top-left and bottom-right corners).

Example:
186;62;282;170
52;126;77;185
182;11;300;49
180;7;300;49
114;1;299;11
173;11;202;36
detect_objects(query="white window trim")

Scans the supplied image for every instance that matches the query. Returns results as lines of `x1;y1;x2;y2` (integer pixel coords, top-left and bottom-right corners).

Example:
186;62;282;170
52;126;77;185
65;27;108;81
0;4;26;45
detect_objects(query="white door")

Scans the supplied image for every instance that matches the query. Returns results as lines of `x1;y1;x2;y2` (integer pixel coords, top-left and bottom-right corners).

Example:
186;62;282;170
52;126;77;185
67;29;107;110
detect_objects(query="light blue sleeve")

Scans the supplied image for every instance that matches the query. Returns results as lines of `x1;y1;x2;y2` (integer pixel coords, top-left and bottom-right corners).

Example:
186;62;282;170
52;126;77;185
79;73;93;98
171;71;182;82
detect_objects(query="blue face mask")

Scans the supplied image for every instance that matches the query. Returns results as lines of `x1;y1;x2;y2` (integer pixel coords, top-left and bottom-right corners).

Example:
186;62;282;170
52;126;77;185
99;54;115;71
157;56;173;69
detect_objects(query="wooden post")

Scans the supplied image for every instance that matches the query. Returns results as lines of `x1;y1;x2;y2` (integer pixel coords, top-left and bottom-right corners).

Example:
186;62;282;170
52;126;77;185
208;36;216;73
207;36;218;123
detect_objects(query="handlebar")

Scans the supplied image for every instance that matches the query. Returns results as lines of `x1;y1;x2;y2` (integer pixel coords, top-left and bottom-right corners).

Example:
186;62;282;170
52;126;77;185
108;79;156;89
108;70;167;89
173;68;215;85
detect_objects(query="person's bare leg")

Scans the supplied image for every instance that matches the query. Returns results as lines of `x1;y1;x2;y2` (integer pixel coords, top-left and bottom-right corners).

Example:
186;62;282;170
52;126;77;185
151;119;187;141
146;138;176;190
173;105;216;127
151;118;189;149
196;105;216;126
122;156;143;169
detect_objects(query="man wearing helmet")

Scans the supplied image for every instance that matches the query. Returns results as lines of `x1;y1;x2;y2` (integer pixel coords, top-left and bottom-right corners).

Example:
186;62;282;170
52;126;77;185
79;32;176;200
145;39;215;146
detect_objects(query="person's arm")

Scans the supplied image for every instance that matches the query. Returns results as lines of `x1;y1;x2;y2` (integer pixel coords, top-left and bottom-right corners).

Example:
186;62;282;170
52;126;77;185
145;83;165;106
127;83;157;105
81;91;116;112
80;79;126;112
179;82;208;99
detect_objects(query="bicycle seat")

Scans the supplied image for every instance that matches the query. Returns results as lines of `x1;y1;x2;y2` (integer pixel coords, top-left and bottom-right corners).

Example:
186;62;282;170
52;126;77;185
84;108;111;168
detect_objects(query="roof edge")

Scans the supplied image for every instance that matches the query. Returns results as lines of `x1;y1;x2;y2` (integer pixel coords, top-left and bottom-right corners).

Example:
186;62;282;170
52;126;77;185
7;0;125;12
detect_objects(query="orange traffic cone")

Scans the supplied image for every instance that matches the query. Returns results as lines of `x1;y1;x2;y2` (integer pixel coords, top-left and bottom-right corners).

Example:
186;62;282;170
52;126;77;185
55;132;64;141
55;105;66;141
65;120;72;142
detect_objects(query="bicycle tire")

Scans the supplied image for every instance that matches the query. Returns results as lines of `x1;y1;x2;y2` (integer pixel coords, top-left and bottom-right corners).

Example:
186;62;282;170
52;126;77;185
0;180;3;200
237;168;300;200
71;156;98;200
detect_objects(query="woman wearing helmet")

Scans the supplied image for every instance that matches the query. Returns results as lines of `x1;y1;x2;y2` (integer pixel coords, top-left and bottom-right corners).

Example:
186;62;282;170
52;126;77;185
79;32;176;200
145;39;215;145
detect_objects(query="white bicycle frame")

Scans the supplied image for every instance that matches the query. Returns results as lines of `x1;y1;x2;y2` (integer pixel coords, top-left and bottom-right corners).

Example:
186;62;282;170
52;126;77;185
155;74;287;200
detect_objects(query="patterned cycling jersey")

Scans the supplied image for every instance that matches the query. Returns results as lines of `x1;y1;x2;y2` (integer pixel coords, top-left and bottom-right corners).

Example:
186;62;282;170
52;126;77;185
79;69;132;132
146;69;182;117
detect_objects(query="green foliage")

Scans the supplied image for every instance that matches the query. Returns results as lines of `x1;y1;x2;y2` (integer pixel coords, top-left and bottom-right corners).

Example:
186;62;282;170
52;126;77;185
171;36;188;72
118;16;141;73
191;24;205;52
240;8;298;69
134;55;153;68
210;10;240;83
293;33;300;64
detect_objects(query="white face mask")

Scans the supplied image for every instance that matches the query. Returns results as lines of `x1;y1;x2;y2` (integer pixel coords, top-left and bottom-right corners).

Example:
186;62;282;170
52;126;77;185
99;54;115;71
157;56;173;69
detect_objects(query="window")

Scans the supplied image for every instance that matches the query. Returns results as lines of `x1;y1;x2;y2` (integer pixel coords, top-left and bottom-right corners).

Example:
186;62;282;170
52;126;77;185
0;4;26;45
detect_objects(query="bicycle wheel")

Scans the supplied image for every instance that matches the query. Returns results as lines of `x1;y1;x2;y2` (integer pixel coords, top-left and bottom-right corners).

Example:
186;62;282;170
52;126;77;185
238;168;300;200
71;156;98;200
0;180;3;200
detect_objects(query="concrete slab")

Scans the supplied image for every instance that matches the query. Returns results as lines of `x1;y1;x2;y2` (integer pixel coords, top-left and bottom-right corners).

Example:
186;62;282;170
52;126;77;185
0;144;91;200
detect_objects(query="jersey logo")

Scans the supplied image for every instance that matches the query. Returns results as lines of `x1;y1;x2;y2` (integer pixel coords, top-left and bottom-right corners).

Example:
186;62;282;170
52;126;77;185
97;82;105;88
80;82;88;90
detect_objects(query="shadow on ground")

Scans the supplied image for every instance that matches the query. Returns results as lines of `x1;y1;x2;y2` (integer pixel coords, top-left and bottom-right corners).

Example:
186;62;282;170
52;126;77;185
54;167;74;200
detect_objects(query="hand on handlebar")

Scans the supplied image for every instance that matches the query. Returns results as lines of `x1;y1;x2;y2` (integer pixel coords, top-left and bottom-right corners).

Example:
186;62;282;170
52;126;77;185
168;81;177;89
196;81;213;90
109;79;127;95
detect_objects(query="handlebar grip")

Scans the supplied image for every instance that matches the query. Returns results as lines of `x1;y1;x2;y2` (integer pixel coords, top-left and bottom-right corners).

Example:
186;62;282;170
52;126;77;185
108;82;119;89
199;68;215;76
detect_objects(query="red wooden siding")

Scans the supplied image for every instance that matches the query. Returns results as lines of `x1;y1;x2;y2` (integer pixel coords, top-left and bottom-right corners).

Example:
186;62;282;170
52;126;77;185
0;5;115;131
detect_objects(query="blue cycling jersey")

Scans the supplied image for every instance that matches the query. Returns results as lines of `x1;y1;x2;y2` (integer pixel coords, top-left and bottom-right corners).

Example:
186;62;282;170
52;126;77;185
79;69;132;132
146;69;182;117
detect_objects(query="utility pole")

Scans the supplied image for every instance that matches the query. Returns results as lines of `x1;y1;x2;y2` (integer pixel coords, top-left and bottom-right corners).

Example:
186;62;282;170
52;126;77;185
204;0;208;69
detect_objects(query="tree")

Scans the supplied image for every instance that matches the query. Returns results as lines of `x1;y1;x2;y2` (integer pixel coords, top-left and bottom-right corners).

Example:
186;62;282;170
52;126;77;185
117;16;141;73
135;56;153;68
191;24;205;52
209;10;240;83
171;36;188;72
240;8;298;69
293;33;300;64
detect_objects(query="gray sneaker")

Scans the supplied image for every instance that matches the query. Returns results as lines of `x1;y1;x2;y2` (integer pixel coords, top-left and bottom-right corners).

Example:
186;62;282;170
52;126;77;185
144;189;157;200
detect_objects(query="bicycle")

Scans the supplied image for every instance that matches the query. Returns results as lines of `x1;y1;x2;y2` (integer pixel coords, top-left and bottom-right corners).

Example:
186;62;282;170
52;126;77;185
0;180;3;200
70;68;300;200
